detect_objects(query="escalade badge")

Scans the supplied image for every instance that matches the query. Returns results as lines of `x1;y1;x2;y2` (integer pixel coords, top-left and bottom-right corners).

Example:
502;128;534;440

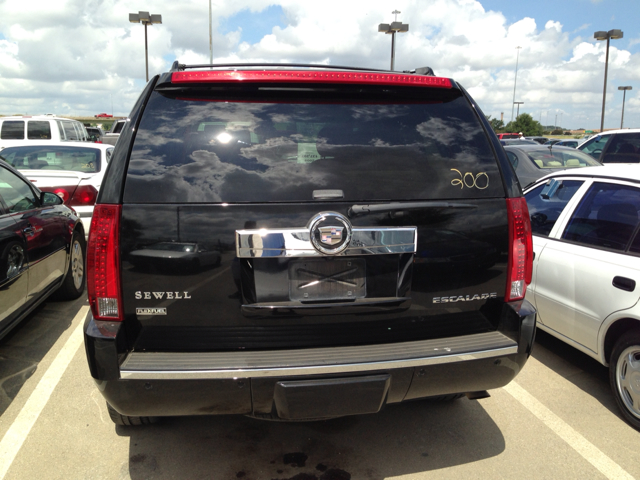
309;212;352;255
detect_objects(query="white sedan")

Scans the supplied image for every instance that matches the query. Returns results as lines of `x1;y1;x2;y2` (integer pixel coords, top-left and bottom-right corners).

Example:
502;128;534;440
524;163;640;431
0;141;114;237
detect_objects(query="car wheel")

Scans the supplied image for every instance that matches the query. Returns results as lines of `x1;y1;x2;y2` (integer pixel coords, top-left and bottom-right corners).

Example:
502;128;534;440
2;241;25;278
53;230;85;300
106;402;158;426
609;330;640;430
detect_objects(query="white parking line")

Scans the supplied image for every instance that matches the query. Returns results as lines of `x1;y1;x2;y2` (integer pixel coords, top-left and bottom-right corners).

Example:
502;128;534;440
504;381;634;480
0;306;88;480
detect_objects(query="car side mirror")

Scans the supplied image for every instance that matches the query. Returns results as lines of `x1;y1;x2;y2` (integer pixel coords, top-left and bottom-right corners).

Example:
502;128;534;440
41;191;63;206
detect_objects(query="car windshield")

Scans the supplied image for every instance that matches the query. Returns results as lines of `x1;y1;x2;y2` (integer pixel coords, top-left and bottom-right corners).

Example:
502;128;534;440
0;145;101;173
526;149;600;169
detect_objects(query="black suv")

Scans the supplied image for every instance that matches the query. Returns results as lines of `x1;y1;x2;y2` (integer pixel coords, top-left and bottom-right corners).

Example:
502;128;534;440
84;63;536;425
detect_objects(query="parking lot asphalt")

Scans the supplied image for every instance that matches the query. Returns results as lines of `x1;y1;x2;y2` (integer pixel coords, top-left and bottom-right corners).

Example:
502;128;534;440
0;297;639;480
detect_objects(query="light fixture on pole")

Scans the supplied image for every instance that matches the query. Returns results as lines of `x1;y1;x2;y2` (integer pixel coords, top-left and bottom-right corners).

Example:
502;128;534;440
378;10;408;71
129;11;163;82
618;86;632;129
594;29;623;132
510;46;522;123
514;102;524;119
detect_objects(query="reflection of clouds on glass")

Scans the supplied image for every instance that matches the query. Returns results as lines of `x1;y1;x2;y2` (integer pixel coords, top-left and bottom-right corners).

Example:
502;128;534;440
416;118;479;145
350;105;411;121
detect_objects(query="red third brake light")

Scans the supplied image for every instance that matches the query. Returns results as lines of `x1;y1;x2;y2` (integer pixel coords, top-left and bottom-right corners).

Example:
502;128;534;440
172;70;453;89
87;205;123;321
505;197;533;302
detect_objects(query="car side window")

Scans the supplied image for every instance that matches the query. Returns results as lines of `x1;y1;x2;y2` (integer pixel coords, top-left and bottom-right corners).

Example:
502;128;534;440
506;151;519;170
0;167;39;213
579;135;609;159
0;121;25;140
562;182;640;251
525;180;583;236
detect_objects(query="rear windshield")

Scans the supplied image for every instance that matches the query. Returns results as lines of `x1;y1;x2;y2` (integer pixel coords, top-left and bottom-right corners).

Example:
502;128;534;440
526;149;601;169
124;88;504;203
0;146;101;173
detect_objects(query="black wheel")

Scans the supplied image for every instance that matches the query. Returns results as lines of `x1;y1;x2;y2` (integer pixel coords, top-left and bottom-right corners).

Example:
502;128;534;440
2;241;25;279
53;230;85;300
106;403;158;426
609;330;640;431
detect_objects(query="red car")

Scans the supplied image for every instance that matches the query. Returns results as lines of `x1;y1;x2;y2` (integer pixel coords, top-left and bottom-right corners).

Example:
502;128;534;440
94;113;113;118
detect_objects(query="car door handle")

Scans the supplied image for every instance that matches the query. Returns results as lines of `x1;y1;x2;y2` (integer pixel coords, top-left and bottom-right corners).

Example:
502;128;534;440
23;226;35;237
612;276;636;292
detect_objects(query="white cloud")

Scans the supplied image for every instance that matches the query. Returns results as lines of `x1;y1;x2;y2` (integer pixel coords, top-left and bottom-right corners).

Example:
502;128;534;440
0;0;637;130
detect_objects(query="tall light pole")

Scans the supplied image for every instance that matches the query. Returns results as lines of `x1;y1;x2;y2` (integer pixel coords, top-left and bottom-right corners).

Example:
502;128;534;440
209;0;213;64
129;11;163;82
378;10;409;71
594;29;623;132
618;86;632;128
514;102;524;119
510;46;522;123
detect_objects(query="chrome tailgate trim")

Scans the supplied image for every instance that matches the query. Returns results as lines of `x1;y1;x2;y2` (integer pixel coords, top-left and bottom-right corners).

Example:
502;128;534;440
120;331;518;380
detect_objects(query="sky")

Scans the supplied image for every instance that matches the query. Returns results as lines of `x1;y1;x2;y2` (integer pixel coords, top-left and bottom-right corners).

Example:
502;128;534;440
0;0;639;131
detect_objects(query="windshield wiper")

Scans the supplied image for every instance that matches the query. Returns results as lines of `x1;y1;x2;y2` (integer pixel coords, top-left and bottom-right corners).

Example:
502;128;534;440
348;201;477;217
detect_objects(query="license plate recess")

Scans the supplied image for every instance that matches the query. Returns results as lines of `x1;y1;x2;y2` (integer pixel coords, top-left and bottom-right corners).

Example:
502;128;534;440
289;258;366;301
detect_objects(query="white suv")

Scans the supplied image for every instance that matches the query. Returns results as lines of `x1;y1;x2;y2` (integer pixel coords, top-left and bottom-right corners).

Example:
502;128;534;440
0;115;89;150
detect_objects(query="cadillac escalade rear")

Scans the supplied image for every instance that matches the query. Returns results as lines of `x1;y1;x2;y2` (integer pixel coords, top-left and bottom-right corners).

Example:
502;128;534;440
84;63;536;424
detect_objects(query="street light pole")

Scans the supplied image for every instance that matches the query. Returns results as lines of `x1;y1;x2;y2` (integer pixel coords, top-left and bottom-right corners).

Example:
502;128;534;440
618;86;632;128
209;0;213;64
129;11;163;82
510;46;522;123
594;29;623;132
514;102;524;119
378;11;409;71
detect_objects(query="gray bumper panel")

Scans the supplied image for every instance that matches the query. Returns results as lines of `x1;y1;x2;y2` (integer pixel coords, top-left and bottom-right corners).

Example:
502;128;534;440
120;331;517;380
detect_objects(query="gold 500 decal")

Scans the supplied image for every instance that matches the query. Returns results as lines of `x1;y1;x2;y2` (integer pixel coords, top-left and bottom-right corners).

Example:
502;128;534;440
451;169;489;190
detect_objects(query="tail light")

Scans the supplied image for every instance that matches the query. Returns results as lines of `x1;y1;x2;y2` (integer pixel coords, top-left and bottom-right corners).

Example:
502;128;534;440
505;197;533;302
40;185;98;207
69;185;98;206
87;204;123;321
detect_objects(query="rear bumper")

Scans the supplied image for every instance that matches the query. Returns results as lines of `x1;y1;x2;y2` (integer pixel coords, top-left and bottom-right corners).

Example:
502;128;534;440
83;300;536;418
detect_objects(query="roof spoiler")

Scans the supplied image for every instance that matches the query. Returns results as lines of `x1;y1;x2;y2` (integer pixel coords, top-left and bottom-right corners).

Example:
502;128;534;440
170;60;435;76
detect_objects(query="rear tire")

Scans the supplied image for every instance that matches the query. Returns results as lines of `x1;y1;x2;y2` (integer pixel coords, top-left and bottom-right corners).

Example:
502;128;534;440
609;330;640;431
106;403;158;426
53;230;85;300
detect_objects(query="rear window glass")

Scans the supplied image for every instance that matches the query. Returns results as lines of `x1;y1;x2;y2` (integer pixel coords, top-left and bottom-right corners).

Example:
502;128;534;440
1;121;25;140
0;146;101;173
124;89;504;203
27;121;52;140
526;149;600;169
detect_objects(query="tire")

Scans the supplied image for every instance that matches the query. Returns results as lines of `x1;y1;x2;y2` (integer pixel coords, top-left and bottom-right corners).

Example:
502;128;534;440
106;403;158;426
52;230;85;300
609;330;640;431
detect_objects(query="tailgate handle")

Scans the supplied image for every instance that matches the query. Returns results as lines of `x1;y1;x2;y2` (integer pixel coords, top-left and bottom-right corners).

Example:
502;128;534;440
613;276;636;292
